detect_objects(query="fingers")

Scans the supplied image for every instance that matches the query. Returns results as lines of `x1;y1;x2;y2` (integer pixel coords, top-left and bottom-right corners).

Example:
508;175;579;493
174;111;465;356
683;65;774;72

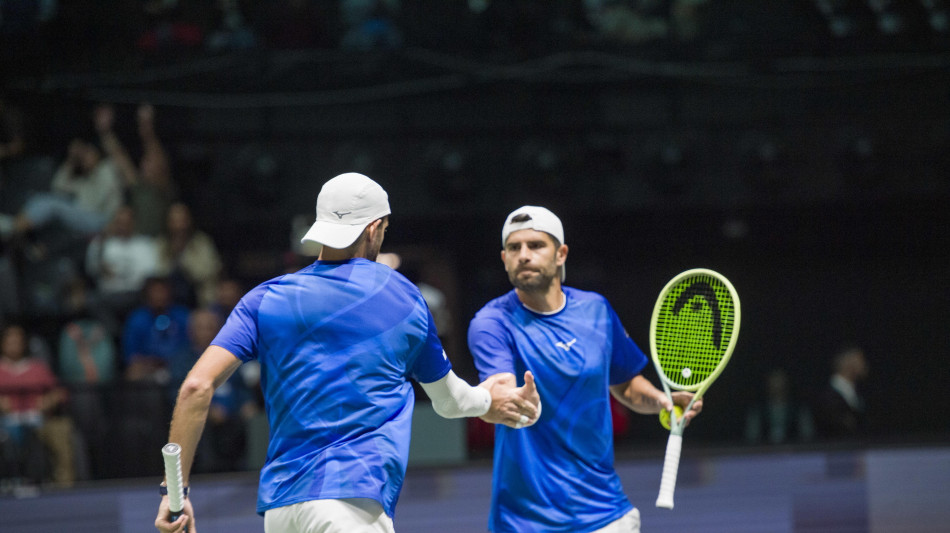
517;372;541;420
523;371;536;392
684;397;702;424
155;515;185;533
514;413;529;429
669;391;703;424
481;372;541;429
660;397;674;413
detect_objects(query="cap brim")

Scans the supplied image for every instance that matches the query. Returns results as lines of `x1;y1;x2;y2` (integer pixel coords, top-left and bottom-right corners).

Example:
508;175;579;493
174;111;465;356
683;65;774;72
301;220;368;250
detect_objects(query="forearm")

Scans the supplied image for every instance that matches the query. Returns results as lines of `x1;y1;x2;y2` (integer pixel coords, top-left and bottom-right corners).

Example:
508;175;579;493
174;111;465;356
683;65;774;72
609;375;667;415
166;346;242;484
419;370;491;418
167;377;215;485
99;130;138;185
39;388;67;414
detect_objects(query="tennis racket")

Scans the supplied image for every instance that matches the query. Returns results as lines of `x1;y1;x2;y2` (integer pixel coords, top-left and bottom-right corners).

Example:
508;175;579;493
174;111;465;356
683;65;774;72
651;268;740;509
161;443;186;522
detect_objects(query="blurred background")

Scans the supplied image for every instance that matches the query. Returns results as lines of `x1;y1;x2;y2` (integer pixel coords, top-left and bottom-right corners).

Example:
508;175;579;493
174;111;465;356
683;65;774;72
0;0;948;527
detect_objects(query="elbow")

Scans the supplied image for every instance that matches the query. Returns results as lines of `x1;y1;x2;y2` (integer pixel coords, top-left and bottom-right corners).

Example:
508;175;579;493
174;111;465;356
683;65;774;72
429;399;459;419
177;375;215;406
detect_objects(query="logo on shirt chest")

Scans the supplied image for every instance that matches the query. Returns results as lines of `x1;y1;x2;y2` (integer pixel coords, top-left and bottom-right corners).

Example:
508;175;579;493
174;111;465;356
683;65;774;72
554;338;577;351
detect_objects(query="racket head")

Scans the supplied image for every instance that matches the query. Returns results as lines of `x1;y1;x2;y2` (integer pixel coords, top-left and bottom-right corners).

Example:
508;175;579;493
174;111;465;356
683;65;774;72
649;268;740;395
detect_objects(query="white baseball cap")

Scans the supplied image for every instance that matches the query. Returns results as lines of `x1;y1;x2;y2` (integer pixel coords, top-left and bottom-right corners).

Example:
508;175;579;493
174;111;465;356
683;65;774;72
501;205;566;281
300;173;391;250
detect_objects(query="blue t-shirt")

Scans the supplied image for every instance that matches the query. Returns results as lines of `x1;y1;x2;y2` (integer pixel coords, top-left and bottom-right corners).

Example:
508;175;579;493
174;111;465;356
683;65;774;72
212;258;451;517
122;304;191;364
468;287;648;533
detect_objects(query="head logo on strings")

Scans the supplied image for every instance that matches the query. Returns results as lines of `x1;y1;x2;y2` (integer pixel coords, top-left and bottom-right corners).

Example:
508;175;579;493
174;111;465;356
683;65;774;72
672;281;723;350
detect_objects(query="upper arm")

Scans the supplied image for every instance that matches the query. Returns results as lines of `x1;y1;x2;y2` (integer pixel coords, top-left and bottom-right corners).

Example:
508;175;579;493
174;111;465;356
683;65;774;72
212;285;266;362
605;302;648;385
186;345;242;390
408;305;451;384
467;316;516;381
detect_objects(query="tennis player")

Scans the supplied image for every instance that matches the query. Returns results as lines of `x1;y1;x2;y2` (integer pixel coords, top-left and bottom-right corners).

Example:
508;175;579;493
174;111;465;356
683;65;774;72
154;173;540;533
467;206;701;533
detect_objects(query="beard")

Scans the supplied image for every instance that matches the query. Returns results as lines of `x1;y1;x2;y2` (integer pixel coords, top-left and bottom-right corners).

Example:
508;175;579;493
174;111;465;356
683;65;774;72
509;267;556;293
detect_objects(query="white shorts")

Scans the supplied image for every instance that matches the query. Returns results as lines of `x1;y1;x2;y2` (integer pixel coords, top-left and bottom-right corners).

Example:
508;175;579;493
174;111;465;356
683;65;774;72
590;508;641;533
264;498;395;533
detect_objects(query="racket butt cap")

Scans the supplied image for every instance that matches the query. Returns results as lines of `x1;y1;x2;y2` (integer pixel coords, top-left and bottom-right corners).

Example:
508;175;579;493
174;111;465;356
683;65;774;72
656;496;674;509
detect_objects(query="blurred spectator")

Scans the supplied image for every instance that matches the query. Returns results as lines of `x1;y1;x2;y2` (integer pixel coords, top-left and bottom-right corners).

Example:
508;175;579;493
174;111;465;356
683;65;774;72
113;276;190;477
744;368;815;445
155;202;223;308
94;103;177;237
135;0;211;60
206;0;259;51
583;0;670;44
340;0;403;50
121;276;191;385
0;134;122;257
56;287;116;480
58;302;117;387
0;323;76;488
813;345;869;441
84;205;159;332
208;277;243;324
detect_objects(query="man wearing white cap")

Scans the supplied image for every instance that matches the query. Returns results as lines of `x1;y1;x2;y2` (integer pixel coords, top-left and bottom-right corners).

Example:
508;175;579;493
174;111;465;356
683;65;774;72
467;206;700;533
155;174;541;533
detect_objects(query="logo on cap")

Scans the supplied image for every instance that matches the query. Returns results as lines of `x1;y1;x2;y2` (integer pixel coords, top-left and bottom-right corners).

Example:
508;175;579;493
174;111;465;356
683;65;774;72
332;210;351;219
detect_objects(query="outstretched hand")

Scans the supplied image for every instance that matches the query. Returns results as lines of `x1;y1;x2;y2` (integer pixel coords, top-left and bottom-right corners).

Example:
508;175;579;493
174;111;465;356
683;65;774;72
479;371;541;429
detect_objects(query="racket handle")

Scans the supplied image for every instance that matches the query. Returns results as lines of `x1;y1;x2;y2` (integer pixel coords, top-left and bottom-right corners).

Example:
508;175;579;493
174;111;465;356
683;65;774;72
656;433;683;509
162;443;186;521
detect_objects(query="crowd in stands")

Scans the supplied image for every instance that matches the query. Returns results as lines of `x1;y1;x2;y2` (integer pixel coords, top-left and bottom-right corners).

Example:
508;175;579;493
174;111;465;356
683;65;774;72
0;0;912;495
5;0;946;80
0;97;264;494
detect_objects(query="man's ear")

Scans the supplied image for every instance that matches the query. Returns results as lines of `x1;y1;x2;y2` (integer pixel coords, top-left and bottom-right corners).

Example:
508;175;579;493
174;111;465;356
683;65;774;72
366;218;382;235
556;244;569;267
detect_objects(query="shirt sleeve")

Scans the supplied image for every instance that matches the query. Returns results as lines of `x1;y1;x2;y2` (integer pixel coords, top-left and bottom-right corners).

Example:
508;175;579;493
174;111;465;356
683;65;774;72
606;302;649;385
408;306;451;384
212;284;266;362
467;314;516;382
51;164;73;195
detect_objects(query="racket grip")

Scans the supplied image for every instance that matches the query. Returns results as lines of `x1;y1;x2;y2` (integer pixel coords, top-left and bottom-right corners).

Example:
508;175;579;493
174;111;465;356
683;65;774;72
162;443;186;520
655;433;683;509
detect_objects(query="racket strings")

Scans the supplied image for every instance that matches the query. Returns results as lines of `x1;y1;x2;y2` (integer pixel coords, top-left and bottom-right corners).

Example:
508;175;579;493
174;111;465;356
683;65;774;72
655;275;736;388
